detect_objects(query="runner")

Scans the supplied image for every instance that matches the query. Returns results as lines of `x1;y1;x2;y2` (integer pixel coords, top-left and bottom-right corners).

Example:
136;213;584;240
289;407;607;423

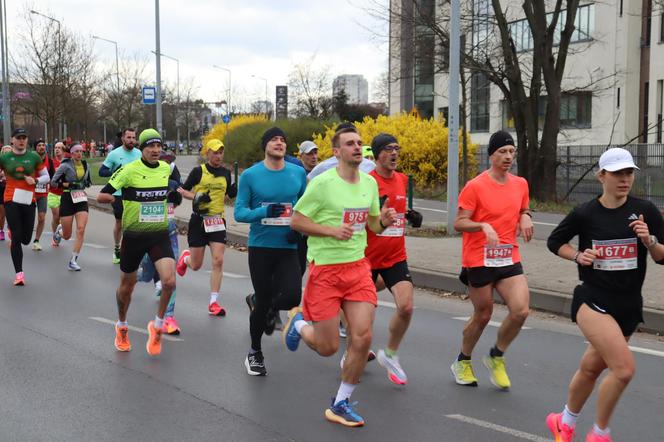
307;124;375;181
545;148;664;442
0;129;49;286
234;127;307;376
283;125;397;427
31;138;50;251
176;138;236;316
99;128;140;264
362;145;375;162
364;133;423;386
298;140;318;174
0;145;9;241
450;130;533;390
96;128;177;356
48;142;65;247
50;144;92;271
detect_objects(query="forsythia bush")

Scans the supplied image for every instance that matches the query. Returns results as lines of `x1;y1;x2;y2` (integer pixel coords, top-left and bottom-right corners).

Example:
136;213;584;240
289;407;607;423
202;114;268;150
312;113;478;189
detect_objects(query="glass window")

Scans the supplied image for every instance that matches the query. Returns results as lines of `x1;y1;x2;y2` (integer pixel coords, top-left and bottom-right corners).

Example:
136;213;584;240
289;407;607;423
471;72;490;132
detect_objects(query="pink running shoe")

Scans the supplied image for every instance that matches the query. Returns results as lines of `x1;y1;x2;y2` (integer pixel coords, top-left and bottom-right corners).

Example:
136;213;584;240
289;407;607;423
546;413;575;442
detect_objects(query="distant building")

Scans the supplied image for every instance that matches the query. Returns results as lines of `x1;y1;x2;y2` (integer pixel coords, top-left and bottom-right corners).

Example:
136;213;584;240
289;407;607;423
333;75;369;105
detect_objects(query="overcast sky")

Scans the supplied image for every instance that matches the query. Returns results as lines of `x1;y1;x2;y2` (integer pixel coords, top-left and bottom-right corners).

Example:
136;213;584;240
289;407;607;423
8;0;389;107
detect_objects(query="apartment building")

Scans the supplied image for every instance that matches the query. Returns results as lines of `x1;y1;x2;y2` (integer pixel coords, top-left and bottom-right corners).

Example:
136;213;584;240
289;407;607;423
333;74;370;105
389;0;664;146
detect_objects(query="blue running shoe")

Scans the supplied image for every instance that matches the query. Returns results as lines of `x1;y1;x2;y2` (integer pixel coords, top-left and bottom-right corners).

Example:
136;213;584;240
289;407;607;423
282;307;303;351
324;398;365;427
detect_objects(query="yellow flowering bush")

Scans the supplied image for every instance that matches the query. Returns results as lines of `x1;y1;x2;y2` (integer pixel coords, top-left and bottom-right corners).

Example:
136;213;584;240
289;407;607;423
202;114;268;152
312;113;478;189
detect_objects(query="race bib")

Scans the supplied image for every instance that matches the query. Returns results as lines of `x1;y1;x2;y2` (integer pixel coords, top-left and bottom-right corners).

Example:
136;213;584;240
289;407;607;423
167;203;175;219
483;244;514;267
203;215;226;232
35;182;48;194
12;188;33;205
378;213;405;237
261;202;293;226
343;207;369;233
592;238;638;271
139;202;166;223
71;190;87;204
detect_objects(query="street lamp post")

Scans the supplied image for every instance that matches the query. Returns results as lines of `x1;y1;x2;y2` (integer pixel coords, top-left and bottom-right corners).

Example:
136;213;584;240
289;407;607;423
153;51;179;144
212;65;231;115
92;35;120;134
154;0;163;134
0;0;10;143
446;0;461;230
252;75;268;117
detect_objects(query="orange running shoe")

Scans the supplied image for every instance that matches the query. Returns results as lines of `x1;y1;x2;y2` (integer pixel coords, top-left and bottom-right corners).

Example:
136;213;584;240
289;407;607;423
114;324;131;352
546;412;575;442
208;301;226;316
146;321;162;356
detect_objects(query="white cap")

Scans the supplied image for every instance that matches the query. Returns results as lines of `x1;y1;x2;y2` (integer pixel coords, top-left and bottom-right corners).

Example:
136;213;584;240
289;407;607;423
599;148;639;172
298;141;318;155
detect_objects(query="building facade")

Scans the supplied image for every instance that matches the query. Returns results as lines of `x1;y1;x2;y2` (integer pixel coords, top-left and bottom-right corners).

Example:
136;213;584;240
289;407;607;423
333;74;369;105
389;0;664;146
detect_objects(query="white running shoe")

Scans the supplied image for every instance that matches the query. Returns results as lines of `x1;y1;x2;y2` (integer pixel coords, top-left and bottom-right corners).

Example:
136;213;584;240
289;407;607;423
377;349;408;385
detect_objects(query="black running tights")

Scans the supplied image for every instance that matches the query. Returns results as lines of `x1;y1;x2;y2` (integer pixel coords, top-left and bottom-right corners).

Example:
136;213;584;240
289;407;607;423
4;202;36;272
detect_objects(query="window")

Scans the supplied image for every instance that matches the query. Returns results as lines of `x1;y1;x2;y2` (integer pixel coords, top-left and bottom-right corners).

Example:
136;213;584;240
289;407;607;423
501;92;592;130
660;13;664;43
617;87;621;108
472;0;491;57
471;72;490;132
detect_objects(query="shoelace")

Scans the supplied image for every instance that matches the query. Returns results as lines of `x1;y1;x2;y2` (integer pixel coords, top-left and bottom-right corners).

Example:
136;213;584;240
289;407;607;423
338;401;360;415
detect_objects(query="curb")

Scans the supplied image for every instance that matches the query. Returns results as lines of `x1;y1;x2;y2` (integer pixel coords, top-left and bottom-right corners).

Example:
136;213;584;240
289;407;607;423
87;198;664;335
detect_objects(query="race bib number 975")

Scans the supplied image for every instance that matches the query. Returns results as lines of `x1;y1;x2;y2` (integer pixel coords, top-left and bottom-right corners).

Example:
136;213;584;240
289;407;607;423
592;238;637;271
343;208;369;233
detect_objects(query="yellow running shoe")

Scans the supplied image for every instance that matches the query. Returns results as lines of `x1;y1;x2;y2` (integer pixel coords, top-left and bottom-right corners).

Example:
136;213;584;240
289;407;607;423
483;355;511;389
450;359;478;386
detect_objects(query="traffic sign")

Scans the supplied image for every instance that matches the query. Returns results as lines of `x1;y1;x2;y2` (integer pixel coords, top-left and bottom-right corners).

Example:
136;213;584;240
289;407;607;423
142;86;156;105
222;115;231;124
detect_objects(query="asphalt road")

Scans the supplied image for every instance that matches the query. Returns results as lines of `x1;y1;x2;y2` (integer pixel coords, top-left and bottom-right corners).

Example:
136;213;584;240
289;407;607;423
2;208;662;441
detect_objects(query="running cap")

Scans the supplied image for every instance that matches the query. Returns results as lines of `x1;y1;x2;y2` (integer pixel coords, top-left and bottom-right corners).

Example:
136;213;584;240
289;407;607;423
298;140;318;155
370;133;398;158
599;148;639;172
363;145;375;158
138;128;163;149
488;130;515;156
11;128;27;138
69;144;84;153
261;127;286;150
203;138;224;155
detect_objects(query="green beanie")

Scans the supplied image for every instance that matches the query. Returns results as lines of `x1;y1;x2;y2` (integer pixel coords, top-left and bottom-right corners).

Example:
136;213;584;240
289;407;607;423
138;128;162;149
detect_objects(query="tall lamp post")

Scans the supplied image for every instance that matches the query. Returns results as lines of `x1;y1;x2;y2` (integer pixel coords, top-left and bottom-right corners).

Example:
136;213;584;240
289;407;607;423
92;35;120;136
0;0;10;143
154;51;179;144
212;65;231;115
154;0;163;133
252;75;268;117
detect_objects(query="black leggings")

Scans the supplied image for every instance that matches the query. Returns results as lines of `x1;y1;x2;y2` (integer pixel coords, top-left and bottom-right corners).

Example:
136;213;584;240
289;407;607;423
4;202;36;272
248;247;302;351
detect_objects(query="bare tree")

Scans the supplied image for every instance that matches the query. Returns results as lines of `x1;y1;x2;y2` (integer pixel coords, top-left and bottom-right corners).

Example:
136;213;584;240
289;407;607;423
372;70;389;103
100;52;150;130
288;55;333;119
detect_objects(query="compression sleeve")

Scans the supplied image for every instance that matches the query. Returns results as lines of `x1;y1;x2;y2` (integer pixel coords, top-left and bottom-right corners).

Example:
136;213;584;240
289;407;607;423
98;164;113;177
100;183;117;194
36;167;50;185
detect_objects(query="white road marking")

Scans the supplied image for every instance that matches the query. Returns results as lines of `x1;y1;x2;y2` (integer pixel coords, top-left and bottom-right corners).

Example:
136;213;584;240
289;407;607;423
377;300;397;309
452;316;531;330
583;341;664;358
412;206;558;226
445;414;548;442
204;271;248;278
89;316;184;342
83;243;107;249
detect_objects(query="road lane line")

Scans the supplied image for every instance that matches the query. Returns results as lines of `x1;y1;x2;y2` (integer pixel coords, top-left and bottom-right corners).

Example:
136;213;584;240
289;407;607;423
412;206;558;227
445;414;548;442
204;271;248;278
89;317;184;342
83;243;107;249
583;341;664;358
377;300;397;309
452;316;531;330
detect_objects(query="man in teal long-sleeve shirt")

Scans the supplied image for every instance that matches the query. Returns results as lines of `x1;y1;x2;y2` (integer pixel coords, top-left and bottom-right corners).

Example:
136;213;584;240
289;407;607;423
234;127;307;376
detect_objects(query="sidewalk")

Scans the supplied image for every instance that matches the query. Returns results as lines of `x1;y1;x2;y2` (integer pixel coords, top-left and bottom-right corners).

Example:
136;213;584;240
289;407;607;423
86;185;664;333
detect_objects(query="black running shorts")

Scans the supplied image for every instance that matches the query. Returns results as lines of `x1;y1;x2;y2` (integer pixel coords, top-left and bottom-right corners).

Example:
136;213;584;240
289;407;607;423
120;231;174;274
59;192;89;217
372;260;413;290
459;262;524;288
571;283;643;337
187;213;227;247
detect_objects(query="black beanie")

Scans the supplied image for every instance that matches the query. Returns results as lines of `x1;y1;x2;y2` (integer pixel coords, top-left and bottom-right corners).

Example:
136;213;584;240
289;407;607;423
371;133;398;159
488;130;515;156
261;127;287;150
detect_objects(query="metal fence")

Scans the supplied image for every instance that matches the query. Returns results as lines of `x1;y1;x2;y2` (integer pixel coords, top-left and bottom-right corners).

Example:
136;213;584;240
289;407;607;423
475;144;664;209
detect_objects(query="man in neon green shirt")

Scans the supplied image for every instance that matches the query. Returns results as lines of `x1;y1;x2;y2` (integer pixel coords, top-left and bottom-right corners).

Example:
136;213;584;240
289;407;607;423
283;126;397;427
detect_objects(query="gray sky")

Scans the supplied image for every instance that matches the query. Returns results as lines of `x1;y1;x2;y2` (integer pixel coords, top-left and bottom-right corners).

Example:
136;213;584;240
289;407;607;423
9;0;388;107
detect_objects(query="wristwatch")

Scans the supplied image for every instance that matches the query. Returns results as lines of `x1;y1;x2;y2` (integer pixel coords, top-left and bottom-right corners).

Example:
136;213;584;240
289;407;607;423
647;235;659;248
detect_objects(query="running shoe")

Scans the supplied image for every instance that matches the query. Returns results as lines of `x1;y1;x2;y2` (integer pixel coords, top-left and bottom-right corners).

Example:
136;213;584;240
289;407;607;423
112;246;120;264
154;281;162;298
32;240;42;251
208;301;226;316
283;307;303;351
146;321;163;356
377;350;408;385
340;350;377;369
53;225;62;246
13;272;25;286
546;412;575;442
68;260;82;271
176;249;190;276
245;293;255;312
483;355;511;389
244;351;267;376
264;307;278;335
0;230;4;241
585;431;612;442
163;316;181;335
114;324;131;352
324;398;365;427
450;359;478;386
339;324;347;338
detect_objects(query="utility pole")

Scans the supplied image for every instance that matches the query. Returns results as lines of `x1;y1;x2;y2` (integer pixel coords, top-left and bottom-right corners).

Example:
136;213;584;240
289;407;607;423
0;0;10;142
154;0;163;133
446;0;460;232
92;36;121;131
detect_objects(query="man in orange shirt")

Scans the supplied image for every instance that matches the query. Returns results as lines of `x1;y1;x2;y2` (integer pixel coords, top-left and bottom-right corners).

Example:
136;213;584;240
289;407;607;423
450;130;533;390
365;133;422;386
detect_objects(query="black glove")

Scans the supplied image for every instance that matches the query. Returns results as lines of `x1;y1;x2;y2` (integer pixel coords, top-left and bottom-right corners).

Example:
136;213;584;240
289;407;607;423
193;192;212;215
167;190;182;207
405;209;423;228
286;229;302;244
266;203;286;218
379;195;388;208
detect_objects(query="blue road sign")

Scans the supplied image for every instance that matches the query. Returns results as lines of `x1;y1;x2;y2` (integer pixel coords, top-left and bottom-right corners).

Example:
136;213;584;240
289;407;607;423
222;115;231;124
142;86;156;105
